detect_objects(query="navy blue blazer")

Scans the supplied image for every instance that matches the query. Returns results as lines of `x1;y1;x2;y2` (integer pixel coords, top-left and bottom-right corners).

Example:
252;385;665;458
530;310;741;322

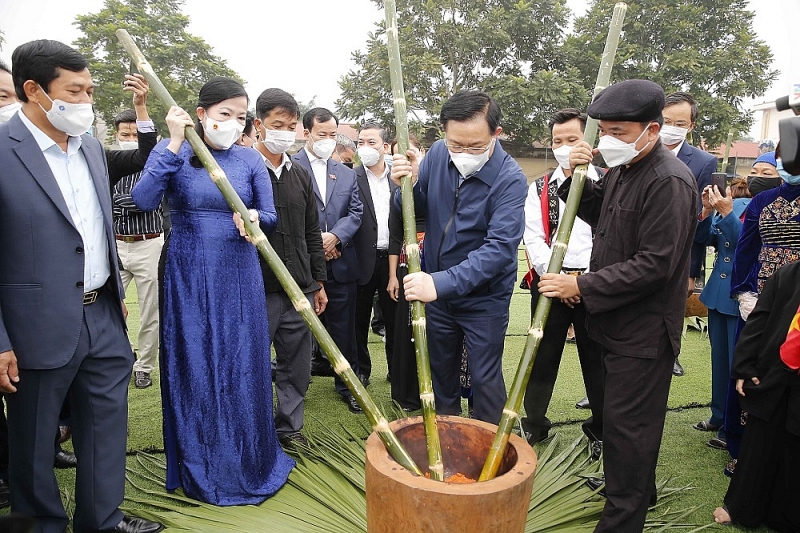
696;198;750;316
353;164;399;286
677;141;718;279
0;113;126;369
291;149;363;284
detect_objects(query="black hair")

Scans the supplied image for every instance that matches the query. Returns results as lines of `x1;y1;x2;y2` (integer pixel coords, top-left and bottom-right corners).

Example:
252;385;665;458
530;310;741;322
190;76;248;167
114;109;137;130
547;108;587;133
11;40;89;102
0;60;10;75
255;88;299;121
302;107;338;131
664;92;698;123
440;90;501;134
244;111;255;137
359;121;389;143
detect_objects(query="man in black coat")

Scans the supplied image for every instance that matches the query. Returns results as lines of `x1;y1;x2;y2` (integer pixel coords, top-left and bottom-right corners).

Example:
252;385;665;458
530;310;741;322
353;122;398;386
539;80;697;533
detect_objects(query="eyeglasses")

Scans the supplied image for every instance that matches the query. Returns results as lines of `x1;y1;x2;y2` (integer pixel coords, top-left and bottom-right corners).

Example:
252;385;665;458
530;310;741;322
663;118;691;128
444;140;493;154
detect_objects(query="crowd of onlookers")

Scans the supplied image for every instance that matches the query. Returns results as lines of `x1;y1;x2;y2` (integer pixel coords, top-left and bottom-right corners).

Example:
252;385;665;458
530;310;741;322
0;38;799;533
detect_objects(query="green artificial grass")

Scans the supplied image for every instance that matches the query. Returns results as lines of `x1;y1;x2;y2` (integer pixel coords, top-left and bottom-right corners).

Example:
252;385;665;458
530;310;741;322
4;248;774;531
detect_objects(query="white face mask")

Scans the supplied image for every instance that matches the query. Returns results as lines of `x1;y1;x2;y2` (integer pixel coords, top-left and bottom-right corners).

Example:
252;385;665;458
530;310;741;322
597;125;653;167
357;146;381;167
449;138;494;177
38;86;95;136
552;144;573;169
0;102;21;124
311;138;336;160
659;124;688;146
262;128;296;155
203;116;244;150
118;140;138;151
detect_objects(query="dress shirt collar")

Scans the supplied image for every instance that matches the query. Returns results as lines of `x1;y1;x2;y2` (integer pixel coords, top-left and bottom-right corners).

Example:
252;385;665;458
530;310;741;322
260;149;292;177
670;140;684;155
304;146;327;166
366;163;390;181
19;109;82;154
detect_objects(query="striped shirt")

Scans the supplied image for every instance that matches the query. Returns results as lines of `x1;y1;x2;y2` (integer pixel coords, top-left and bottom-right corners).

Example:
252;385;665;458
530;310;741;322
113;170;163;235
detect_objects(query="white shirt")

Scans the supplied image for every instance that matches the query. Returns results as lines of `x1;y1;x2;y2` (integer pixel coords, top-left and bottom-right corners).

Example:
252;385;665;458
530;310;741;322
260;150;292;179
670;140;685;156
523;165;598;276
366;164;391;250
304;147;328;205
19;110;110;292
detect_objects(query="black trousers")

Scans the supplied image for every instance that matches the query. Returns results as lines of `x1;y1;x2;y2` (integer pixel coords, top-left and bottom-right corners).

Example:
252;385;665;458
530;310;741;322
522;292;604;443
595;334;673;533
355;252;396;380
725;388;800;532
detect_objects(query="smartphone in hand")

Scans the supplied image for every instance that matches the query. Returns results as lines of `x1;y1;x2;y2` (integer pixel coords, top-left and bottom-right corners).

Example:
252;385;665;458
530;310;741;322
711;172;727;197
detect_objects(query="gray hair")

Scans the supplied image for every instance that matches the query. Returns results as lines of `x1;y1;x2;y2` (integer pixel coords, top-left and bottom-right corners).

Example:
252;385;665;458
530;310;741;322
336;133;356;151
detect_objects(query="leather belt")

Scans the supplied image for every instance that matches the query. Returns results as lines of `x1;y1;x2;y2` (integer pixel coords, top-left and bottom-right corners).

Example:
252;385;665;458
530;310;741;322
562;268;585;277
83;289;102;305
377;249;390;258
115;233;161;243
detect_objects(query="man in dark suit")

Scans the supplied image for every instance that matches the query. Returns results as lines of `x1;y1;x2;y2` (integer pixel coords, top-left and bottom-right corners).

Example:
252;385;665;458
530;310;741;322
659;91;718;377
292;108;363;413
0;40;162;533
353;122;398;386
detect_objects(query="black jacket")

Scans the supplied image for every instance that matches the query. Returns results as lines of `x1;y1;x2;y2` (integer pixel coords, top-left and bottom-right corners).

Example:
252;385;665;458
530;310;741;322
734;260;800;435
353;164;399;285
259;161;326;294
560;142;698;357
105;129;158;187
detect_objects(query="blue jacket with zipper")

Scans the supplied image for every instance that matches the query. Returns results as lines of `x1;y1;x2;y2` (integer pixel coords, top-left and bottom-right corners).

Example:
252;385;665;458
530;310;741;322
394;139;527;314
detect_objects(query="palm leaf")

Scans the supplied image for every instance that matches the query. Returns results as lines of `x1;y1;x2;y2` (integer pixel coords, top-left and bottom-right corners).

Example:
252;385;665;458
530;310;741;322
122;426;709;532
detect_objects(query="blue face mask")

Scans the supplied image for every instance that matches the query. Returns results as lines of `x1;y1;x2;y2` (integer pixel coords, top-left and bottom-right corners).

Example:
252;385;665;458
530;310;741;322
777;159;800;185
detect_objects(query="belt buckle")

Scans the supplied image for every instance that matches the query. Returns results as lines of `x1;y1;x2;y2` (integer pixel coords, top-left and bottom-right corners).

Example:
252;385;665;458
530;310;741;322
83;290;99;305
564;271;582;277
122;236;136;243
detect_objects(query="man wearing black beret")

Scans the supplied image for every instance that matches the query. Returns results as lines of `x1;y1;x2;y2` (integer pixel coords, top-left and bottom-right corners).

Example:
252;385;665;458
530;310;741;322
537;79;698;533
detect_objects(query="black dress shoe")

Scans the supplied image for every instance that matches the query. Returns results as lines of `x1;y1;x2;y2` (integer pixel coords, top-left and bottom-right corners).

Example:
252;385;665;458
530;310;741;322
575;397;591;409
109;515;164;533
0;478;9;509
279;432;309;449
342;394;363;413
673;358;685;376
586;475;605;495
358;373;371;387
590;440;603;461
54;450;77;469
134;371;152;389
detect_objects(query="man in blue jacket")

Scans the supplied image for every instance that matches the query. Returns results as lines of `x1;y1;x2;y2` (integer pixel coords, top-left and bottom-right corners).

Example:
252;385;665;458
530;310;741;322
659;91;718;377
391;90;527;424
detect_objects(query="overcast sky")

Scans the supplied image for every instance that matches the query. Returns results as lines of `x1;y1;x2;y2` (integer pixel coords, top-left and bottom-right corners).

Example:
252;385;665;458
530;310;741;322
1;0;797;137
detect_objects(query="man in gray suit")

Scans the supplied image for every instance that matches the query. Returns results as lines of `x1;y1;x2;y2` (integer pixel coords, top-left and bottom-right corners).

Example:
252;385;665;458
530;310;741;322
0;40;162;533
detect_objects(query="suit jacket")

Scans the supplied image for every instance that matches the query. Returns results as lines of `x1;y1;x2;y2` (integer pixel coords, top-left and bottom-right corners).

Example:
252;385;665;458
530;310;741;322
291;149;363;284
676;141;718;279
353;164;399;285
733;259;800;434
0;113;126;370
